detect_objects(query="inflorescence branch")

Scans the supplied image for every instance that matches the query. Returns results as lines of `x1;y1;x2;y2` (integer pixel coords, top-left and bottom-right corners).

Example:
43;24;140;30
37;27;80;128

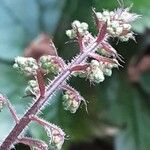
0;6;139;150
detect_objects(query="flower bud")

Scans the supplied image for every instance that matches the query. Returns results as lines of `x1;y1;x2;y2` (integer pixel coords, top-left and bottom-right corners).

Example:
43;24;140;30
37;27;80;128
63;89;82;113
96;12;103;20
45;124;65;150
81;22;88;30
66;29;76;39
90;59;100;67
13;57;38;76
88;67;105;83
87;60;105;83
39;55;62;75
66;20;89;39
103;10;110;16
72;20;81;28
102;68;112;76
25;80;39;96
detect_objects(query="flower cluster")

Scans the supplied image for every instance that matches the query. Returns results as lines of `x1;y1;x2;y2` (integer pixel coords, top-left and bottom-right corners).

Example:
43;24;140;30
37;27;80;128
62;85;84;113
86;60;105;83
66;20;89;39
39;55;63;75
14;55;64;77
13;57;38;76
73;58;118;83
13;55;64;97
95;7;139;41
45;124;65;150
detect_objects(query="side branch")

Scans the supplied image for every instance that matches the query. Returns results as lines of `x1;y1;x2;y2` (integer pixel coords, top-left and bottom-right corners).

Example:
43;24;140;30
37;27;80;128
0;40;100;150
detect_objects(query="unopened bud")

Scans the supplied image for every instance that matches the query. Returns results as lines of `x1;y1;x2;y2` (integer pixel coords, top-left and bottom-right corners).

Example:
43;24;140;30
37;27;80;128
103;68;112;76
66;20;89;39
25;80;39;96
81;22;88;30
45;124;65;150
72;20;81;28
87;60;105;83
66;29;76;39
63;90;82;113
88;67;105;83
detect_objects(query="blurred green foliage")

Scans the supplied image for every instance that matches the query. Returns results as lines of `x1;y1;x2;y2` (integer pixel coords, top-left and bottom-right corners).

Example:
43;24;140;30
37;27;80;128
0;0;150;150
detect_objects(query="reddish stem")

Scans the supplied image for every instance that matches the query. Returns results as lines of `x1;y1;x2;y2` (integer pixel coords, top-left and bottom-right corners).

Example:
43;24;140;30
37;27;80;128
70;64;89;72
77;33;84;52
96;23;107;43
36;69;45;98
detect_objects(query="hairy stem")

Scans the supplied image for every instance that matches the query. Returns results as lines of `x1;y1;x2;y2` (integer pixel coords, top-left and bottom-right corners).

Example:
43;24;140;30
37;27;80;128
0;40;100;150
6;99;19;124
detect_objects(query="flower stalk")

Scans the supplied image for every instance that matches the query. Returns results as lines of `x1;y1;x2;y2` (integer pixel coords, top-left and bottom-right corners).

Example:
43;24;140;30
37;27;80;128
0;39;100;150
0;6;139;150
